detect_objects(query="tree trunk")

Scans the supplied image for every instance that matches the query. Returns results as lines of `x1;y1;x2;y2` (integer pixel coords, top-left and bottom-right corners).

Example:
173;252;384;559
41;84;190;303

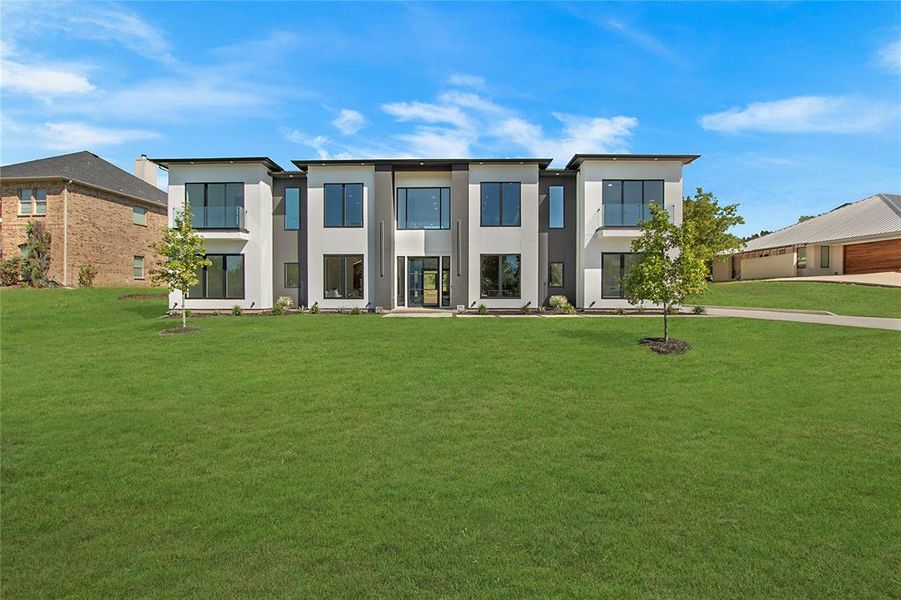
182;296;187;329
663;302;669;342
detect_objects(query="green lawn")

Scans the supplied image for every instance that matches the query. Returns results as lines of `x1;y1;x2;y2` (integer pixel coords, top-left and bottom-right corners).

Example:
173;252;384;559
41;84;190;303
688;280;901;318
2;288;899;597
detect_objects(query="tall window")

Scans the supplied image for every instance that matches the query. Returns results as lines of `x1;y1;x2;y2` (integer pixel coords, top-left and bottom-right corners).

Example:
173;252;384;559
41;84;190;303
186;183;244;229
549;186;564;228
18;189;30;215
549;262;564;288
285;188;300;230
602;180;663;226
284;262;300;288
18;188;46;216
397;187;450;229
324;183;363;228
480;254;521;298
602;253;642;299
323;255;364;299
396;256;405;306
820;246;830;268
797;247;807;269
188;254;244;299
132;206;147;226
133;256;145;279
480;182;521;227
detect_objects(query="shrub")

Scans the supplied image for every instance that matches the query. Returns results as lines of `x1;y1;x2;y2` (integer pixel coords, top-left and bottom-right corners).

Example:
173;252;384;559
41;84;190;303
693;305;707;315
350;306;362;315
636;304;646;314
615;307;626;315
309;302;320;314
298;305;307;314
231;305;243;317
0;257;22;286
477;304;488;315
559;302;576;315
665;304;679;315
272;296;293;316
23;221;51;287
520;302;532;314
78;263;98;287
537;305;547;313
548;295;568;309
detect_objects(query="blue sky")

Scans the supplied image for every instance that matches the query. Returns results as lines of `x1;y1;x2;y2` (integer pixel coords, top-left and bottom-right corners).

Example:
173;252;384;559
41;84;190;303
1;1;899;235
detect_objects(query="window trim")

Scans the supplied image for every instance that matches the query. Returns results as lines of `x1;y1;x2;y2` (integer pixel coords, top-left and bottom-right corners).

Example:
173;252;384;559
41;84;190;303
480;182;522;227
284;262;300;288
479;253;522;299
396;186;451;230
18;188;47;216
820;245;830;269
133;256;145;280
601;252;643;299
189;253;246;300
601;179;664;228
322;254;365;299
548;261;565;288
185;182;245;230
323;183;364;228
548;185;565;229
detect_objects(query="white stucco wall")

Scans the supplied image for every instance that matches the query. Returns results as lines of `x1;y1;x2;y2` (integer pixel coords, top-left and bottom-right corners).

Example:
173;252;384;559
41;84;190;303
796;244;843;276
741;251;797;280
306;165;375;309
576;160;684;309
467;164;540;309
166;163;273;310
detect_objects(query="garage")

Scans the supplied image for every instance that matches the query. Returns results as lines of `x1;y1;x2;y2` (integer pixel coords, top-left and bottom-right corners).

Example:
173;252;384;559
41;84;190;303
843;238;901;274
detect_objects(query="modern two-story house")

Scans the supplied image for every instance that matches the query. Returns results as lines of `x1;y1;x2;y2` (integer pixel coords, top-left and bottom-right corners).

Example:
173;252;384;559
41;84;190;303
151;153;699;312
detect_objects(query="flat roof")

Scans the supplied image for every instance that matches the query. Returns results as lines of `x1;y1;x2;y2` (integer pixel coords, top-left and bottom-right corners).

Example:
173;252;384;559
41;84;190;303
150;157;284;171
565;154;701;170
292;157;554;170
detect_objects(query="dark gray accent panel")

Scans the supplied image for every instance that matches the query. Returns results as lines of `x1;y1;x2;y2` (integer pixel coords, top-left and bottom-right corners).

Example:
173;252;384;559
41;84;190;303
451;163;469;307
272;178;307;306
373;165;395;309
539;173;577;306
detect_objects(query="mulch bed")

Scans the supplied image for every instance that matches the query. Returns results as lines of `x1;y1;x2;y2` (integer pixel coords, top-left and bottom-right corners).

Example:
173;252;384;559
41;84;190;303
160;326;201;335
119;293;167;301
639;337;691;355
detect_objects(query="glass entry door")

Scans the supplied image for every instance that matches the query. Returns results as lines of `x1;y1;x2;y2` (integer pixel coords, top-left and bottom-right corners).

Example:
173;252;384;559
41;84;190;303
408;257;440;307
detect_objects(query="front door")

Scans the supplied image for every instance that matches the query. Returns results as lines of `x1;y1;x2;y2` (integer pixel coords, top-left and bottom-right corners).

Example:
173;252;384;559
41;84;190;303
408;257;440;307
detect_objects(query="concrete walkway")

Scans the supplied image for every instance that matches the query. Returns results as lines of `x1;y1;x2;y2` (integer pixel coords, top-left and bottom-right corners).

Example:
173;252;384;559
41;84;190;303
768;271;901;287
704;307;901;331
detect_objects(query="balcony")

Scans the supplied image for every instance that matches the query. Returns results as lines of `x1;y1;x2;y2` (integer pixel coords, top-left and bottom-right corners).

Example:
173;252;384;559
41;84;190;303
191;206;249;240
596;204;675;239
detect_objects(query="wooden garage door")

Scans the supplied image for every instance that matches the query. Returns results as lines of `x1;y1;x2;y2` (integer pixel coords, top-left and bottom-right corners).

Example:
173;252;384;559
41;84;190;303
843;238;901;274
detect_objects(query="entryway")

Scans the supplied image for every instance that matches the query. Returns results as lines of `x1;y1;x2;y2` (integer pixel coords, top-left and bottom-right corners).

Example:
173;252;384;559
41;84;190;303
398;256;451;308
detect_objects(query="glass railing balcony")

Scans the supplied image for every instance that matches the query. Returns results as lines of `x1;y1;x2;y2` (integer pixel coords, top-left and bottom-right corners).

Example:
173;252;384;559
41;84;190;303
602;202;673;227
191;206;246;230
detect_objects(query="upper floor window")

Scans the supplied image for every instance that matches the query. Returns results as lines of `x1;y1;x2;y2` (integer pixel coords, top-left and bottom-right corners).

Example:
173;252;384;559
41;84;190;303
324;183;363;228
132;206;147;226
397;187;450;230
549;185;564;229
285;188;300;230
602;180;663;227
19;188;46;216
186;183;244;229
480;182;521;227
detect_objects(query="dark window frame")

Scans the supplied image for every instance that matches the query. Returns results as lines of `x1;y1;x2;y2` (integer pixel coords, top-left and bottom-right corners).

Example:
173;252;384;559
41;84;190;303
284;262;300;288
185;182;245;230
601;252;642;299
284;187;301;230
322;254;365;299
601;179;664;228
549;261;564;288
797;246;807;269
480;182;522;227
548;185;565;229
189;253;245;299
820;245;830;268
479;253;522;299
323;183;364;228
396;186;451;230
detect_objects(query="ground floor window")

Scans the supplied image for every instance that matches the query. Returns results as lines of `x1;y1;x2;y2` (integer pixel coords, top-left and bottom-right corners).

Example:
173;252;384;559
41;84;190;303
602;253;642;299
133;256;144;279
480;254;521;299
797;247;807;269
820;246;830;268
324;255;363;299
549;262;564;288
188;254;244;299
396;257;405;306
284;262;300;288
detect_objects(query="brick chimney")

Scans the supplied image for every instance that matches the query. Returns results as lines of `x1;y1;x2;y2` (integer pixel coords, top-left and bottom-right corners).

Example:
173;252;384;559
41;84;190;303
134;154;157;185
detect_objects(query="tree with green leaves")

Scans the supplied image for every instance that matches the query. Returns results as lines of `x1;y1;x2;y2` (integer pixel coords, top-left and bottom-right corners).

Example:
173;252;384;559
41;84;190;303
683;188;744;263
150;203;211;329
625;204;708;342
24;221;52;287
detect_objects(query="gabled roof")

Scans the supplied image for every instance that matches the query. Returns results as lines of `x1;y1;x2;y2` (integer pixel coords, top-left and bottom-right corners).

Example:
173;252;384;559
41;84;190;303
151;156;283;171
0;151;167;207
742;194;901;251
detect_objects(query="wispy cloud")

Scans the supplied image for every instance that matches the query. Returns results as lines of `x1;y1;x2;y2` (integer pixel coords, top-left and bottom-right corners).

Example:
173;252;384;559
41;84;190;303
382;100;472;128
0;58;95;97
448;73;485;88
331;109;366;135
282;128;332;159
878;38;901;74
700;96;897;134
7;121;159;151
493;113;637;158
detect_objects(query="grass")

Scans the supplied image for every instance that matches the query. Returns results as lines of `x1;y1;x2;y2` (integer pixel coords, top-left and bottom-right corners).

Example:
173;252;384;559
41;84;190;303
2;287;900;597
687;280;901;318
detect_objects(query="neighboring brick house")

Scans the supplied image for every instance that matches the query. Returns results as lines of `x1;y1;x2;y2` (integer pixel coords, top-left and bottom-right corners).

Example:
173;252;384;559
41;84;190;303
0;151;168;286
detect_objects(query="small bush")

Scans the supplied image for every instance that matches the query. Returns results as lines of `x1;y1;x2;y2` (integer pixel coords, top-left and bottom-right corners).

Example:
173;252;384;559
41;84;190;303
519;302;532;314
309;302;320;314
0;257;22;286
615;307;626;315
350;306;362;315
693;305;707;315
548;295;568;309
298;305;307;314
272;296;293;316
559;302;576;315
78;263;97;287
665;305;679;315
477;304;488;315
636;304;646;314
537;305;547;313
231;305;243;317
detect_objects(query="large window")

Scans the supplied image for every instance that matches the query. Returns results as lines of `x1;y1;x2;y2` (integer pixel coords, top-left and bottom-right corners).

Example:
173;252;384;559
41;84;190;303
324;183;363;228
323;255;364;299
480;182;521;227
284;262;300;288
18;188;46;216
797;247;807;269
397;187;450;229
188;254;244;299
602;180;663;226
186;183;244;229
549;262;564;288
820;246;830;268
480;254;521;298
285;188;300;230
602;253;642;299
549;186;564;229
132;206;147;226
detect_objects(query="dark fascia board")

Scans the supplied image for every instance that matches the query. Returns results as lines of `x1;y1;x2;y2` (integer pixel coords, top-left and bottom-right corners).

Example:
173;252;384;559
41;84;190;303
542;168;578;176
150;157;283;171
292;157;554;170
270;170;307;179
565;154;701;170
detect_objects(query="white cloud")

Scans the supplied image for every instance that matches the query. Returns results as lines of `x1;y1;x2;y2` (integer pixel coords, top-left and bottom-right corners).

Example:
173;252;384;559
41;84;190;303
382;100;472;128
37;122;158;150
493;113;637;158
0;58;95;97
395;127;475;157
700;96;897;134
332;109;366;135
879;39;901;74
282;128;332;159
448;73;485;88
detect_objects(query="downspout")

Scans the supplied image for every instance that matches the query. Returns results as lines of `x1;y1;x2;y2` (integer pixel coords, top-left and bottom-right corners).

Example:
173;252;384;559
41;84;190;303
63;180;71;287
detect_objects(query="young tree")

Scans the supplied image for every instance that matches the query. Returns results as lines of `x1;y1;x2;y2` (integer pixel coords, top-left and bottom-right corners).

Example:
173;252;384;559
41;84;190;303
625;204;708;342
683;188;744;263
24;221;52;287
150;203;211;328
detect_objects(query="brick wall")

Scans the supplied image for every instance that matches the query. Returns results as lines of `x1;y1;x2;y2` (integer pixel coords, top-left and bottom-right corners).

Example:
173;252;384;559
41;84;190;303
0;179;166;286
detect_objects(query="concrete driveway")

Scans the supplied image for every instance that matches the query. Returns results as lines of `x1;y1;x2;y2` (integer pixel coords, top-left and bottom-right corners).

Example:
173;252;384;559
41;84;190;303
768;271;901;287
